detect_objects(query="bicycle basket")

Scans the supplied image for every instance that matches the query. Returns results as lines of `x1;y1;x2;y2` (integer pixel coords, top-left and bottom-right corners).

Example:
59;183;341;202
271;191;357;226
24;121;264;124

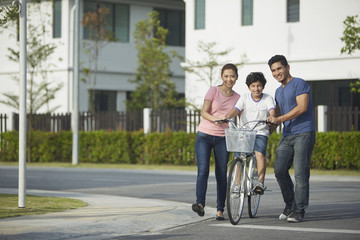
225;128;257;153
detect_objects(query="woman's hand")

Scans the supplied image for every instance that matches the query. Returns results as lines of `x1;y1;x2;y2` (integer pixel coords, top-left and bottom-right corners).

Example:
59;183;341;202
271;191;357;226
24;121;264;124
214;119;228;125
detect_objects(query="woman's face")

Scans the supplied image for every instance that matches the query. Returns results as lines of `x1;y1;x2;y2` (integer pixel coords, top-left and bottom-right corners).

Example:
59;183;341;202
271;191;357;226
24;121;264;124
221;69;238;89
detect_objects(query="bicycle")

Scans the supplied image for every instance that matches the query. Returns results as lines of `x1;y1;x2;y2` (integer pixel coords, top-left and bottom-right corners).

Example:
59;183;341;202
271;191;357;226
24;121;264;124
216;119;272;225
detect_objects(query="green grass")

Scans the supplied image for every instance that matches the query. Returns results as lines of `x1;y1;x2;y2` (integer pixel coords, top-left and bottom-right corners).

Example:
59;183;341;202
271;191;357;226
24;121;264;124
0;194;88;219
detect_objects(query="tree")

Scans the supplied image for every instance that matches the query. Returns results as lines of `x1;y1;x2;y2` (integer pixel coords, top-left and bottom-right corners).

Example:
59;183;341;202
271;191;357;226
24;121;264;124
2;2;63;114
179;41;246;110
340;14;360;93
0;1;63;162
127;11;185;112
0;0;20;27
81;6;116;113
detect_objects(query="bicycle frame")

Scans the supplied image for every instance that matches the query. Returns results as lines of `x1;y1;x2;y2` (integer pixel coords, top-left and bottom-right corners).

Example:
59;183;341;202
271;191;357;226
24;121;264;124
225;119;267;224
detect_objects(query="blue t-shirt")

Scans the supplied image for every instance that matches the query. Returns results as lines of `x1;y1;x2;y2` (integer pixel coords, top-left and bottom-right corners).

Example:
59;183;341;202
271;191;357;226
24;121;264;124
275;77;315;136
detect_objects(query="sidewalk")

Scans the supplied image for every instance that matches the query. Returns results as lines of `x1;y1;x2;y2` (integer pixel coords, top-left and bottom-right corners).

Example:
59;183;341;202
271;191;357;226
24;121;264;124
0;188;216;240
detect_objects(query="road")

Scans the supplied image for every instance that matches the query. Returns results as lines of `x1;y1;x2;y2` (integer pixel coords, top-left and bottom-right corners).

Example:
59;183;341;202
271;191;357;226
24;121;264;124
1;166;359;240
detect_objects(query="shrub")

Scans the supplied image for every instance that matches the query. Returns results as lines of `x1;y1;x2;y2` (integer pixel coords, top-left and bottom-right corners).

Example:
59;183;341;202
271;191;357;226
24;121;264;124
0;130;359;170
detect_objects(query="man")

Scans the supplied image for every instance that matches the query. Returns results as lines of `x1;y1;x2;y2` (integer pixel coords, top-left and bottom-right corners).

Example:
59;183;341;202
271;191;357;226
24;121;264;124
266;55;316;223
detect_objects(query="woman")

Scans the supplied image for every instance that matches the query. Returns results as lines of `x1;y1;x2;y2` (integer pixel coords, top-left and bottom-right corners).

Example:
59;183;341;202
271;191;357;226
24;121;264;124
192;63;240;220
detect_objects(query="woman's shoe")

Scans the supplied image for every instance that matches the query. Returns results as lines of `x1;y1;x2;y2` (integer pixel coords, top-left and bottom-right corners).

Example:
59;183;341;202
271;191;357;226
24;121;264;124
192;203;205;217
215;215;225;220
216;211;225;220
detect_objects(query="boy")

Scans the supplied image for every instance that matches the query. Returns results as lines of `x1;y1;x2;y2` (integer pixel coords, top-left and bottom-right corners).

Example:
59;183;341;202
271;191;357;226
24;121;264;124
225;72;276;194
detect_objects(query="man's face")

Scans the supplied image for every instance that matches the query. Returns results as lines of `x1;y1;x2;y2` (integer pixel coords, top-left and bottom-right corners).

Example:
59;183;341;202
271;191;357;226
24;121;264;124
270;61;290;83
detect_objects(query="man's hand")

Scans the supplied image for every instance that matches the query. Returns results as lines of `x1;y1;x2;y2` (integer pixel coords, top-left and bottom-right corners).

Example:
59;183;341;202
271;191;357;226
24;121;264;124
267;116;282;125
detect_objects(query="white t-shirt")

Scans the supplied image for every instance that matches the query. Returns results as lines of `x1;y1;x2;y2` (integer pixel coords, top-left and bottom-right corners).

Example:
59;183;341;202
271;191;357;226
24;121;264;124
234;93;276;137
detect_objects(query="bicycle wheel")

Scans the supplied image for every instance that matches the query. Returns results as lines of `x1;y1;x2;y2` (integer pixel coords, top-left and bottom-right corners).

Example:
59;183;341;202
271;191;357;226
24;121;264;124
248;155;261;218
226;157;246;225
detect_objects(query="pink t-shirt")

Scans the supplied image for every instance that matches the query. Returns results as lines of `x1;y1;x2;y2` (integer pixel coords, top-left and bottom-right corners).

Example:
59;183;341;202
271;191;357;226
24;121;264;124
197;86;240;136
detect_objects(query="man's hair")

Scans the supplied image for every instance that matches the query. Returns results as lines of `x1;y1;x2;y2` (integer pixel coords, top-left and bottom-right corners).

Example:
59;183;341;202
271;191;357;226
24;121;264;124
221;63;238;76
268;55;288;68
245;72;267;87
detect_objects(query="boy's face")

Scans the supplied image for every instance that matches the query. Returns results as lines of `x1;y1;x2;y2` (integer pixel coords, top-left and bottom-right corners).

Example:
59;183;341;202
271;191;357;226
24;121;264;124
248;81;264;99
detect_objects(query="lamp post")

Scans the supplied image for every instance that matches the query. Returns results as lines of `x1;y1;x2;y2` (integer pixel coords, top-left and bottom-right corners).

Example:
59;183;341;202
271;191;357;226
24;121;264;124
18;0;27;208
72;0;80;165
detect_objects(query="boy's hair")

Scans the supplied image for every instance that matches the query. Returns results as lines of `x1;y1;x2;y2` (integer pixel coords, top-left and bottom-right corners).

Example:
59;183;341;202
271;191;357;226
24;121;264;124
221;63;238;76
246;72;267;87
267;55;288;68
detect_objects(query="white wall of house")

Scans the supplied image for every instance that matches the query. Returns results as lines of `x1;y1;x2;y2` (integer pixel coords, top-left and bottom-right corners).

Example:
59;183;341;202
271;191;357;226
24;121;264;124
184;0;360;109
0;0;185;128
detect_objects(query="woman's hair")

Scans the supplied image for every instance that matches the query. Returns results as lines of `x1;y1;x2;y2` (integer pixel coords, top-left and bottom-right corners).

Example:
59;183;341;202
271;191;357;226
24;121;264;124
221;63;238;76
245;72;267;87
268;55;288;68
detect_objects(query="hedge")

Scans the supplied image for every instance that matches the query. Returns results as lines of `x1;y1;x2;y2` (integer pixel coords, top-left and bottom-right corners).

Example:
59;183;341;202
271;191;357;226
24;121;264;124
0;131;359;170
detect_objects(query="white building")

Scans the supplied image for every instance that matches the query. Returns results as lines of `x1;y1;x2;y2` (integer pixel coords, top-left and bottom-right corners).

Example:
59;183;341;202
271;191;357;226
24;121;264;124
184;0;360;110
0;0;185;119
1;0;359;131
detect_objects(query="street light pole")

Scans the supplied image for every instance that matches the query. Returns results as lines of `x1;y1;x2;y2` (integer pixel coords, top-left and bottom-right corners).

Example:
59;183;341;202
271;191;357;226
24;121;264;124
18;0;27;208
72;0;79;165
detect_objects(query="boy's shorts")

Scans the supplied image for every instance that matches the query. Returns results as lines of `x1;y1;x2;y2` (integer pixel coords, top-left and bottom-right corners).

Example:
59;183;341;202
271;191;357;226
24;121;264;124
253;134;268;156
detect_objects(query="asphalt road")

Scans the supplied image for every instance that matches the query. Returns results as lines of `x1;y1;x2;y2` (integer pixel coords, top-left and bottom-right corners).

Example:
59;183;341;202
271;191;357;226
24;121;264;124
1;166;359;240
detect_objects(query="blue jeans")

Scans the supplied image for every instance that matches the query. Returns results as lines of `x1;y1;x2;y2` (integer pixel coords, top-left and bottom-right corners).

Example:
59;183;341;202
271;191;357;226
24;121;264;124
274;131;316;213
195;131;229;212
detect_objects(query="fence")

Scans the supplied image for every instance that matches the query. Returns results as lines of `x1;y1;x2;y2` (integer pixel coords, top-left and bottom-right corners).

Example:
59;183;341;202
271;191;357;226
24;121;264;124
12;111;145;132
2;106;360;134
149;109;201;133
326;106;359;132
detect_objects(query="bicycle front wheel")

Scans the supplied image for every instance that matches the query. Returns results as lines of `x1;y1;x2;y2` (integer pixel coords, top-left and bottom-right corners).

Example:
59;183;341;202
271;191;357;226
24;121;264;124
226;157;246;225
248;156;261;218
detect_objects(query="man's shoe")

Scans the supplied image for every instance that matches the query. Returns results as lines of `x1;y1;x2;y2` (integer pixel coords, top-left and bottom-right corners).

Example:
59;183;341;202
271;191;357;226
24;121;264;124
192;203;205;217
287;211;304;223
279;205;292;220
253;182;266;195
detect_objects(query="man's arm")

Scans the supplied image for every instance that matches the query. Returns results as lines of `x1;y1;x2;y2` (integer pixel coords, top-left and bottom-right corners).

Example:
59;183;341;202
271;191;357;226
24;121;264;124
267;93;309;125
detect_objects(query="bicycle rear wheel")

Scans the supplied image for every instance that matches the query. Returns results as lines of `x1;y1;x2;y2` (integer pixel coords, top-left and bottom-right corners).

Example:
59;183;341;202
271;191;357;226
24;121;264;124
248;156;261;218
226;157;246;225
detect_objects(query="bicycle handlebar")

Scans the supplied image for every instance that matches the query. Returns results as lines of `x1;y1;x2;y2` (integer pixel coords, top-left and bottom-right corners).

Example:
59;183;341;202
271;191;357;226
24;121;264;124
215;119;278;130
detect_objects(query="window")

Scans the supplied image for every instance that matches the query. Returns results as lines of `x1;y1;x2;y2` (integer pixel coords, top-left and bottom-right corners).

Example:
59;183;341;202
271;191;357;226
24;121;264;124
195;0;205;29
156;9;185;46
53;0;62;38
92;90;117;112
308;80;359;108
83;1;129;42
242;0;253;26
115;4;129;42
287;0;299;22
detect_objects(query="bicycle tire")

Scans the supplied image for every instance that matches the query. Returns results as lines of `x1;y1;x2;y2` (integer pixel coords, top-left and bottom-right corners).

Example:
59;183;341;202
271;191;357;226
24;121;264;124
248;155;261;218
226;157;246;225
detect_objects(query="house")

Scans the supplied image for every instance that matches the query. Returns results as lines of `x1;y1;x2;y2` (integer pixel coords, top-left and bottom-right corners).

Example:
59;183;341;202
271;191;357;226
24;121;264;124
0;0;185;129
184;0;360;112
1;0;359;131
